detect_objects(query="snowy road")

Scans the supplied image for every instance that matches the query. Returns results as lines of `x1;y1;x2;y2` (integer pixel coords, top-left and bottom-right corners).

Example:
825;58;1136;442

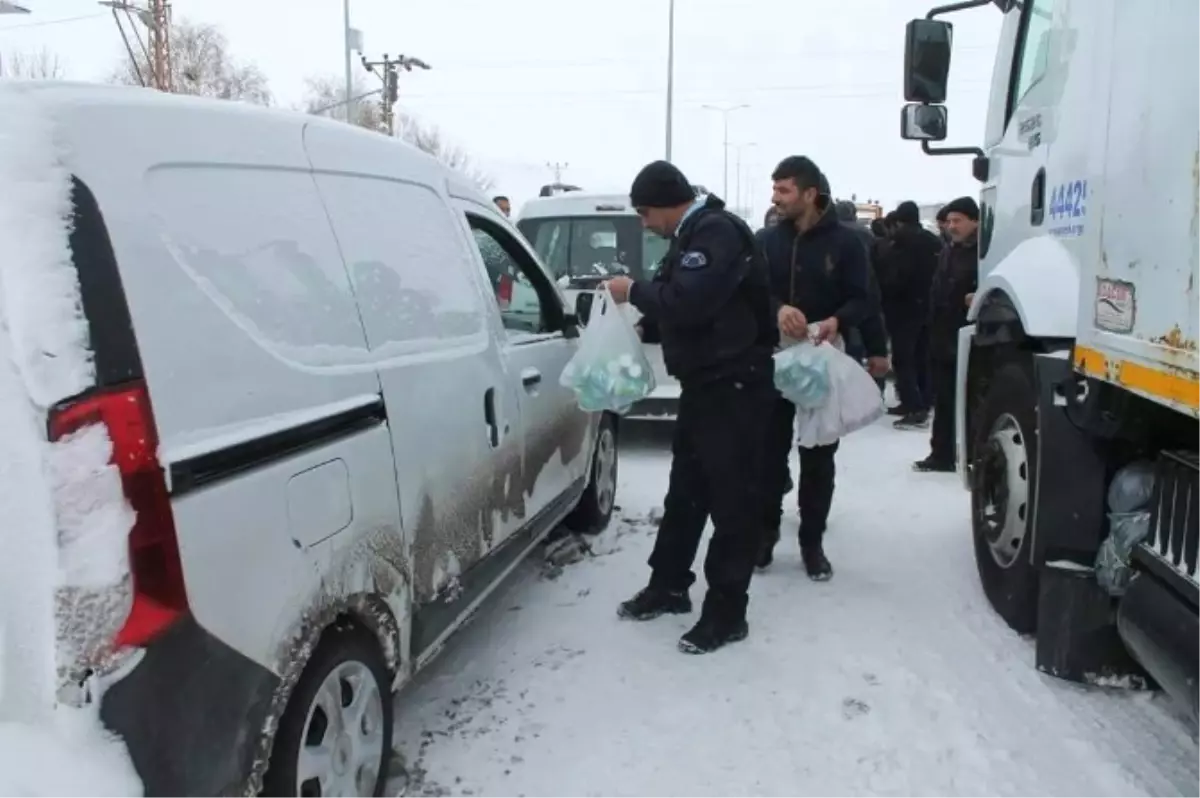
389;418;1199;797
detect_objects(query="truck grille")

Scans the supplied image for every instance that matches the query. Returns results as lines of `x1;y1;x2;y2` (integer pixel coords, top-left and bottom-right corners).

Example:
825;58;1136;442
1136;450;1199;600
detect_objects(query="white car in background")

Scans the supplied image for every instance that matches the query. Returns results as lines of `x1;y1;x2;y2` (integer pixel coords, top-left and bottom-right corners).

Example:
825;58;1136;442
516;191;679;419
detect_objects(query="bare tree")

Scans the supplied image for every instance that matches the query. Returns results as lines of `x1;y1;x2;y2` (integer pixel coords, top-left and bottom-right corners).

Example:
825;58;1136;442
299;74;384;132
2;48;65;79
111;18;271;105
397;114;495;192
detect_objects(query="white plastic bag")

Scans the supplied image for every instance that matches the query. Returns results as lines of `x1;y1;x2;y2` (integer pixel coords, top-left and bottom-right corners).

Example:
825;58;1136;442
795;335;885;448
559;286;657;414
773;340;830;410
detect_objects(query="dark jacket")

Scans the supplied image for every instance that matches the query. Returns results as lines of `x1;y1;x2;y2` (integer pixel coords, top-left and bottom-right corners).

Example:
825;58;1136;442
928;235;979;362
755;204;873;335
839;221;888;358
631;195;777;386
878;222;942;327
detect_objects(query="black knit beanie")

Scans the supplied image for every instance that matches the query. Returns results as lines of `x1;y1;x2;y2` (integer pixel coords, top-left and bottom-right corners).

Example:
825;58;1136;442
630;160;695;208
942;196;980;221
895;200;921;225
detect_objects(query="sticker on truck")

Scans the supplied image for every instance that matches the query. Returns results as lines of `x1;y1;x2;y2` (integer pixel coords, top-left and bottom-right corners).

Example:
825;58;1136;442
1094;277;1136;334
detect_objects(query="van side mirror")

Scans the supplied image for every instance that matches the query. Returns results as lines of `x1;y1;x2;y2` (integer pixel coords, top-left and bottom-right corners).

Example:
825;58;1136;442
900;103;948;141
574;292;594;325
904;19;954;104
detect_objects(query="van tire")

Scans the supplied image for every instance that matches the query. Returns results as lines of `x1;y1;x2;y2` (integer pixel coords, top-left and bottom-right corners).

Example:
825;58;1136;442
565;414;618;535
262;626;393;797
970;353;1041;636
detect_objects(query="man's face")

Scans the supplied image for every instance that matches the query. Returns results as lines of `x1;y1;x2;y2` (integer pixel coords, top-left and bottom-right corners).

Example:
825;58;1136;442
495;198;511;217
945;212;978;243
771;178;817;221
636;206;675;238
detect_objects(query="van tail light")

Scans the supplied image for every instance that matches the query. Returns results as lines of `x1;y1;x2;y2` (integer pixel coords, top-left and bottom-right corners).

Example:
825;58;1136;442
48;380;187;648
497;273;513;309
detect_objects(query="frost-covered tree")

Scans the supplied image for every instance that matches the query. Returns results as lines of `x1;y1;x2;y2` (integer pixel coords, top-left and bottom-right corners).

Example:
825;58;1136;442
110;18;271;105
2;48;65;79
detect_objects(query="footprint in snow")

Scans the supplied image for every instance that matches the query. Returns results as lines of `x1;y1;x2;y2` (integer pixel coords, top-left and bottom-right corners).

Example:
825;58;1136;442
842;697;871;719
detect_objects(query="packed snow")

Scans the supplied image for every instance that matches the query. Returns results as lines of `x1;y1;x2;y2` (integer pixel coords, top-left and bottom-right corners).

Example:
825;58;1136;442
0;86;142;796
390;419;1200;797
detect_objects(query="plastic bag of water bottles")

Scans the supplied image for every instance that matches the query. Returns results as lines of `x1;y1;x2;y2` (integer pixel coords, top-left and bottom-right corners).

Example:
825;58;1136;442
773;340;831;410
559;286;656;414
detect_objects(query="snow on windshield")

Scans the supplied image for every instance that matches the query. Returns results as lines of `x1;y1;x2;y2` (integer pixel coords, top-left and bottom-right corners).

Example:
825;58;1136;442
0;87;142;796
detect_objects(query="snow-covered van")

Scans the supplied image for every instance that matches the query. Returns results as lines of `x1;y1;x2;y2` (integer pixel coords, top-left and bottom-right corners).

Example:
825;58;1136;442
899;0;1198;716
516;191;681;419
0;81;619;796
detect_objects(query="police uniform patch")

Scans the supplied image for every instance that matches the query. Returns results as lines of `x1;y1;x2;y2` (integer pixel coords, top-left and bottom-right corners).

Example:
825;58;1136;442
680;250;708;269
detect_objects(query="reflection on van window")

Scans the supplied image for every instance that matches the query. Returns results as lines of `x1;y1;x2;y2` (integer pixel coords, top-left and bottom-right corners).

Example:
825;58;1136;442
518;216;666;284
471;226;545;335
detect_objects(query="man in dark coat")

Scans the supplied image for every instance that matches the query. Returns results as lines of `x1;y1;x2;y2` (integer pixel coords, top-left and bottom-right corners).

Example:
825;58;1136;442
754;157;873;580
834;200;890;389
882;200;943;429
604;160;777;653
915;196;979;472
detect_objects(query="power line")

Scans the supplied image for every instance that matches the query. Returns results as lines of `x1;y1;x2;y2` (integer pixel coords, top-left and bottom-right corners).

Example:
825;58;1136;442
0;11;106;30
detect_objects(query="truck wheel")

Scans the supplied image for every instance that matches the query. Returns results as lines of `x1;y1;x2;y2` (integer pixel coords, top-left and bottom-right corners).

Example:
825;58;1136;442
970;355;1041;635
565;414;618;535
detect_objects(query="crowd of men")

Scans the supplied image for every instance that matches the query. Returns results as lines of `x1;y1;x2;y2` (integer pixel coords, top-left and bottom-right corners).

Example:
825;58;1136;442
602;157;980;656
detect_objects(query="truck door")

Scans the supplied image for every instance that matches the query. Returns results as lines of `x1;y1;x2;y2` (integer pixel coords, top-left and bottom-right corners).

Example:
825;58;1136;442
978;0;1059;273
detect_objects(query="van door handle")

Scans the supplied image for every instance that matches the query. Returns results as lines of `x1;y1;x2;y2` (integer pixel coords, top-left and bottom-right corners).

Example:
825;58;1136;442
1030;167;1046;226
521;368;542;390
483;387;499;448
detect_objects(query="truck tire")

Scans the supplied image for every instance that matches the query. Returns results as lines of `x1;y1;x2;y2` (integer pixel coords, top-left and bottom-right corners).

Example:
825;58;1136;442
970;354;1041;635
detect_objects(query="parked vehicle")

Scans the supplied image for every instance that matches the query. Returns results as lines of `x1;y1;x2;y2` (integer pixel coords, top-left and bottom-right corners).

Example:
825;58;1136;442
516;190;680;419
899;0;1198;717
8;81;619;796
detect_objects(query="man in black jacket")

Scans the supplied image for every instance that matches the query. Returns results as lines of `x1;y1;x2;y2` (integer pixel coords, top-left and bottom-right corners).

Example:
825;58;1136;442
834;200;891;389
915;196;979;473
604;160;777;654
881;200;942;429
754;156;873;580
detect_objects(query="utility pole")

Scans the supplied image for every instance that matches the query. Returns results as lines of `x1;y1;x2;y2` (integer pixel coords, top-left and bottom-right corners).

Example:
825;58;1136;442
733;142;757;217
702;103;749;199
148;0;171;92
664;0;675;162
547;162;569;183
362;53;431;135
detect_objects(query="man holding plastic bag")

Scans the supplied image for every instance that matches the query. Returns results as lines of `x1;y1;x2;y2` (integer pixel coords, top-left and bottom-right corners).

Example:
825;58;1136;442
755;156;879;580
603;160;777;655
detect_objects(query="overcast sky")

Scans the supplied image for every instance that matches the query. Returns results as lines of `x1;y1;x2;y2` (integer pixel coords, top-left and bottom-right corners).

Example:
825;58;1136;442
2;0;1001;219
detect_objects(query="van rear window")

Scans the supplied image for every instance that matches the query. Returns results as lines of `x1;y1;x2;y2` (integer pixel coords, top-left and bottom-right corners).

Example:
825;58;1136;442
516;216;668;285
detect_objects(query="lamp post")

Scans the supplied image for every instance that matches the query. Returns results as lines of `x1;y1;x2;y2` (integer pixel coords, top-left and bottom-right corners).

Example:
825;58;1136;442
701;103;749;199
732;142;757;215
664;0;675;162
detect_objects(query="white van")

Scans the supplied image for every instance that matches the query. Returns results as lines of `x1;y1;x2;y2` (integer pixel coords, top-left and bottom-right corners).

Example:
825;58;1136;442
516;191;680;419
4;81;618;796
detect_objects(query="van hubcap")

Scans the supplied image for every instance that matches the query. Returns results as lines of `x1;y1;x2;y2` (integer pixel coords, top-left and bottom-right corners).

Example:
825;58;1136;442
296;661;384;797
978;413;1030;570
594;426;617;516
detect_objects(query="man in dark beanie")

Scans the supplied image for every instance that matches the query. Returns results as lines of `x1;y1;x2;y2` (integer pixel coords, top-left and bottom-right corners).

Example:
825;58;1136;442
916;195;979;472
935;204;951;242
881;199;942;430
754;155;873;580
604;159;777;654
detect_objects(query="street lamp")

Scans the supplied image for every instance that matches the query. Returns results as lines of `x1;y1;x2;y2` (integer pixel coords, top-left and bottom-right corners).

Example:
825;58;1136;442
664;0;675;162
702;103;750;199
732;142;758;215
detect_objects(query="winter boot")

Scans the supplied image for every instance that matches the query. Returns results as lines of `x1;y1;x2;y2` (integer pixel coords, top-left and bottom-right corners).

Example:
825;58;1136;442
678;593;748;654
801;544;833;582
893;410;930;430
913;456;955;473
617;585;692;621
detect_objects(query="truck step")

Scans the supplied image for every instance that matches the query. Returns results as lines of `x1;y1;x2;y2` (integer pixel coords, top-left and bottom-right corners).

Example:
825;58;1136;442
1133;450;1199;605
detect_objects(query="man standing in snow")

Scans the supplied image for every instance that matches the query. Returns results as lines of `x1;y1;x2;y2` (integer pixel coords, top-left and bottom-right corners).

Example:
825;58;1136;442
755;156;873;580
604;160;777;654
915;196;979;473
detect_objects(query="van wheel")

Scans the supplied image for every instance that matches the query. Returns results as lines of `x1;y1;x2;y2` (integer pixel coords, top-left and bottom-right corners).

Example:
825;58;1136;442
970;354;1041;636
565;414;618;534
262;627;393;797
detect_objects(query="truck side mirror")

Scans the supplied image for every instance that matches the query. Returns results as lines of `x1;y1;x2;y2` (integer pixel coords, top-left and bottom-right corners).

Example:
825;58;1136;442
900;103;948;141
904;19;954;104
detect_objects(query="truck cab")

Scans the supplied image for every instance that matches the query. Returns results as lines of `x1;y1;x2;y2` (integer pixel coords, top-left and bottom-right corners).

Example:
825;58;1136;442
899;0;1199;718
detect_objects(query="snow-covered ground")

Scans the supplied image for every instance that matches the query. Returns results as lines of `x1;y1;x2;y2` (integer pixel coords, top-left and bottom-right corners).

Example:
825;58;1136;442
390;418;1199;798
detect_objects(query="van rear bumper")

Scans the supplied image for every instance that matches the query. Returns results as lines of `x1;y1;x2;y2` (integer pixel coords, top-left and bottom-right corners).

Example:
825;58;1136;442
101;614;279;796
1117;572;1199;720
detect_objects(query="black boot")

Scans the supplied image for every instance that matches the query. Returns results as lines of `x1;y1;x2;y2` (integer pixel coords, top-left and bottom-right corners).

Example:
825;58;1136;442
757;527;780;569
913;456;954;473
893;410;930;430
801;544;833;581
678;593;748;654
617;585;692;621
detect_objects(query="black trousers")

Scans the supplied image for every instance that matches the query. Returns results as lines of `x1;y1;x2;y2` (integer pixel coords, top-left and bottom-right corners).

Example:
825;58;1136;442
929;359;957;465
648;375;773;617
761;395;840;548
890;320;931;411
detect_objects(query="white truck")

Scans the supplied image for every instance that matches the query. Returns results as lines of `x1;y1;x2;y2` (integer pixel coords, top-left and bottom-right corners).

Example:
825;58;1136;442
899;0;1198;717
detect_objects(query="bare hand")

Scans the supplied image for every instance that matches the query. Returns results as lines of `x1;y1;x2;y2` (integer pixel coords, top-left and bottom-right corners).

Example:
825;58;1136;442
777;305;808;339
606;276;634;304
964;292;975;307
867;355;891;378
814;316;839;343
